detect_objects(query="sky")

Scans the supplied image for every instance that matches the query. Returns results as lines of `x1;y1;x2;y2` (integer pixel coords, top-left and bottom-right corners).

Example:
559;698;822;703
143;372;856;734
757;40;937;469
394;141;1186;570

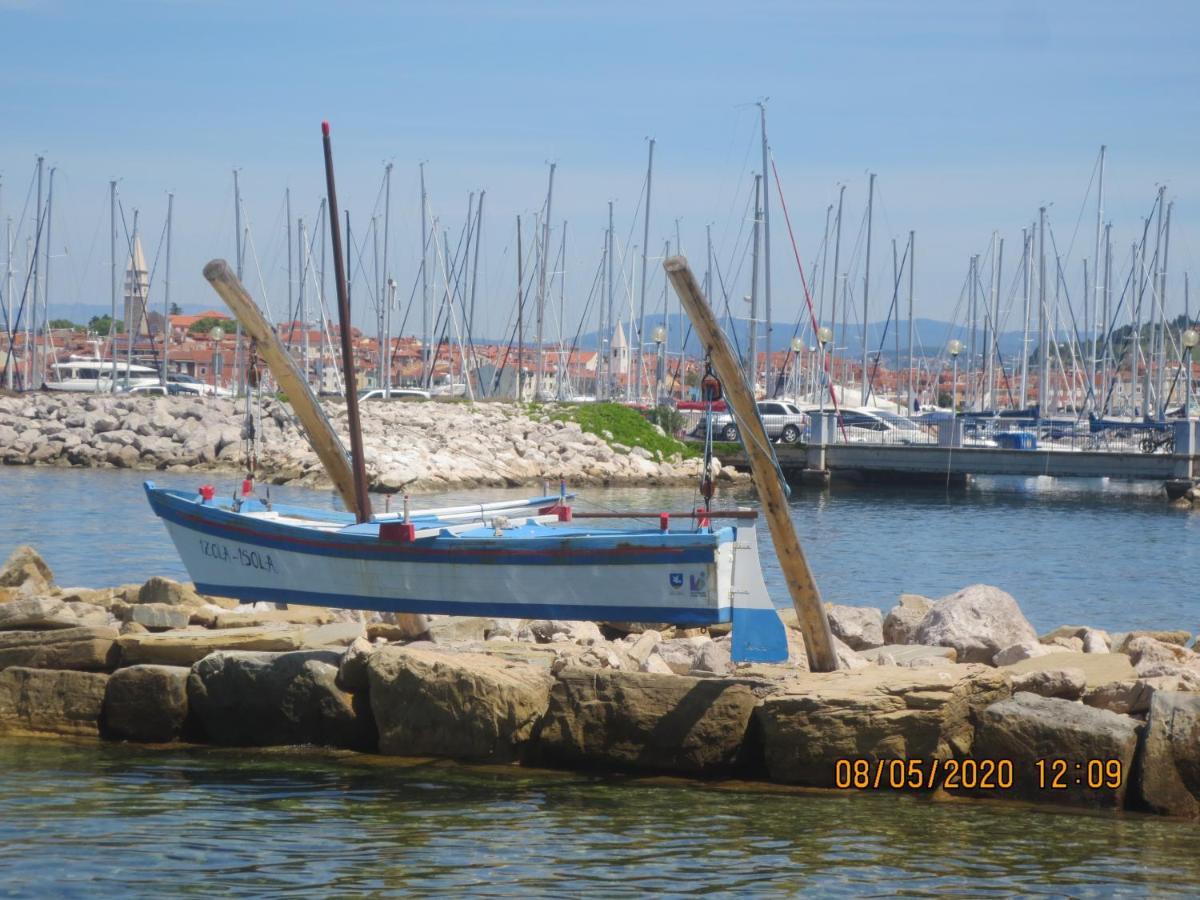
3;0;1200;355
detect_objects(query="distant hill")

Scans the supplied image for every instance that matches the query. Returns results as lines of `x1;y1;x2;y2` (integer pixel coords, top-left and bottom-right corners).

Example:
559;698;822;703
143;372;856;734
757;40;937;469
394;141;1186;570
568;313;1059;363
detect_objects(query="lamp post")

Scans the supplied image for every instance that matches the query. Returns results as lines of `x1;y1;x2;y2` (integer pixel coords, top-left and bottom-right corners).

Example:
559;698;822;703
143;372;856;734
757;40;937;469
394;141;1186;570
817;327;833;413
652;324;666;405
947;339;963;422
1183;328;1199;421
210;325;225;391
790;336;804;400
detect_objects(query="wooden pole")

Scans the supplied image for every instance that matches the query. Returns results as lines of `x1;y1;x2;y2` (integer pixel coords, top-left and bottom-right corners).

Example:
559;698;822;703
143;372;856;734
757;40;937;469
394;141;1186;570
203;259;360;516
664;255;839;672
322;122;373;523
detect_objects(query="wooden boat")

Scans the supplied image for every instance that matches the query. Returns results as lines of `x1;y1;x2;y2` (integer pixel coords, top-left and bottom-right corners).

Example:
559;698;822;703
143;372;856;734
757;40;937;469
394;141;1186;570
142;123;810;666
144;483;789;662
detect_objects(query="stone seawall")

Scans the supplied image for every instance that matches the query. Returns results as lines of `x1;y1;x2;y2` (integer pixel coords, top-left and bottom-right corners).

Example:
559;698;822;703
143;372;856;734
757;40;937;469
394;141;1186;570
0;393;733;492
3;544;1200;818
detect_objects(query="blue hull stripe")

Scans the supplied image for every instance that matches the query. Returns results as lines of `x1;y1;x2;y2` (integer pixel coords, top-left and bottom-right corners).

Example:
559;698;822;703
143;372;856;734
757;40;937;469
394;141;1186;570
147;486;721;567
193;582;730;625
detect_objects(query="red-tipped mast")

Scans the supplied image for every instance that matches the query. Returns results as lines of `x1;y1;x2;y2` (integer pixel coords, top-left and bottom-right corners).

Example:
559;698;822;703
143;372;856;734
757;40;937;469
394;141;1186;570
321;122;373;523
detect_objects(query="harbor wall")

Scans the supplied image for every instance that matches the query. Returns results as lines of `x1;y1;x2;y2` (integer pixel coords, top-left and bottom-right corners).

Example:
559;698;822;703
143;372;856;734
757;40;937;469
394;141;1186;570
3;545;1200;819
0;393;735;491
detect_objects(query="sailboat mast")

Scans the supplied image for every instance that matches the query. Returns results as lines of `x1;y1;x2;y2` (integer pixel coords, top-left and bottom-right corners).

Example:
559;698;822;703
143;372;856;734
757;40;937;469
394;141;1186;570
635;138;654;402
1090;146;1105;404
1156;200;1172;420
907;230;915;413
558;221;567;401
41;166;54;390
1019;227;1031;408
299;217;308;386
286;188;293;334
747;173;761;389
968;255;977;410
990;237;1003;409
1100;223;1112;413
419;162;430;371
759;101;773;396
536;163;555;400
1037;207;1047;415
604;202;615;401
469;190;484;341
1145;191;1164;419
233;169;244;397
382;163;393;395
4;213;13;391
162;191;173;387
516;215;524;401
110;181;118;390
830;185;845;396
861;173;875;405
321;122;372;523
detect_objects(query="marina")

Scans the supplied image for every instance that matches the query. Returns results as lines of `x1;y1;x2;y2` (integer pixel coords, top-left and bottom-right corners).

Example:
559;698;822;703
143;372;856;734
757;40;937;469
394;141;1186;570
3;2;1200;895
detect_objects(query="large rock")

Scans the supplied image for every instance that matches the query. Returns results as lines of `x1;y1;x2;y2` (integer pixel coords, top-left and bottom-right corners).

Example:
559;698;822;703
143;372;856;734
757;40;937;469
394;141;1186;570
757;665;1010;787
128;603;191;632
825;604;884;651
103;665;190;742
1135;691;1200;817
118;623;362;666
992;641;1057;666
859;644;957;667
1112;630;1192;653
1121;636;1200;680
913;585;1038;664
538;668;760;774
0;626;119;671
213;607;336;629
0;545;55;596
188;649;373;749
0;667;108;736
0;596;80;630
136;577;208;608
1011;667;1087;700
883;594;933;645
1000;651;1135;688
368;645;553;762
973;692;1140;808
526;620;604;645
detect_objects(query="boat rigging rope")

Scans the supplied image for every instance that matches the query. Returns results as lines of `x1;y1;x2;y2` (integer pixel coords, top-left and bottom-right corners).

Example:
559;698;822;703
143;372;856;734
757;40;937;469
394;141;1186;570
242;339;264;494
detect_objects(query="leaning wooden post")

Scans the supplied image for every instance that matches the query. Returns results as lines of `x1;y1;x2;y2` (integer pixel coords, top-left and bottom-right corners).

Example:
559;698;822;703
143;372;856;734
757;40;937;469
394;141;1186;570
203;259;362;518
664;255;839;672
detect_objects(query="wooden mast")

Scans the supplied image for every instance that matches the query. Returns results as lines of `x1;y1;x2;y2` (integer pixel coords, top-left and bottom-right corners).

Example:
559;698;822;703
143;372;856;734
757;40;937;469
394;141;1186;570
203;259;359;514
664;255;838;672
321;121;373;523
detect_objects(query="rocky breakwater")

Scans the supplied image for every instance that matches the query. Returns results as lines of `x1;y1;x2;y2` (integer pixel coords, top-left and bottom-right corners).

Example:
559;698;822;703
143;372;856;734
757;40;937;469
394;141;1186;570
0;392;729;490
4;545;1200;819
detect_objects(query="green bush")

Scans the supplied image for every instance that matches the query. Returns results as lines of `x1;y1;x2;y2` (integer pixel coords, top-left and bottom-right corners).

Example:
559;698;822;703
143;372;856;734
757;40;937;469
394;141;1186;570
544;402;698;460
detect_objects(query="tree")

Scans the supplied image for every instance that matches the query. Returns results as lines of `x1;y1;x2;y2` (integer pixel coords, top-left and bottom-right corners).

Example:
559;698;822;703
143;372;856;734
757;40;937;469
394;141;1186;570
188;316;232;335
169;302;183;316
49;319;79;331
88;315;123;336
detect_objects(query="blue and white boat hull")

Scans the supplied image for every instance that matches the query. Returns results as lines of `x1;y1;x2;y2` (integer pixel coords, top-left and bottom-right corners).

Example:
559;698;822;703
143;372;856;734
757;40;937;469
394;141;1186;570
145;483;788;662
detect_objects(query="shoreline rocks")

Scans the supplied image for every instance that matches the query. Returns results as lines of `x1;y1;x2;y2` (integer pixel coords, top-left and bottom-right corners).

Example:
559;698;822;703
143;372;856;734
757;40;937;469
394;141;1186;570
0;393;738;491
2;544;1200;820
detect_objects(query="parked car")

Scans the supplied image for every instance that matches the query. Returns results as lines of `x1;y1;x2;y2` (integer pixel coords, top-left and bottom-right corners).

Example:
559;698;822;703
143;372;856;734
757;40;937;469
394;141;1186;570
357;388;432;401
118;383;194;397
691;400;807;444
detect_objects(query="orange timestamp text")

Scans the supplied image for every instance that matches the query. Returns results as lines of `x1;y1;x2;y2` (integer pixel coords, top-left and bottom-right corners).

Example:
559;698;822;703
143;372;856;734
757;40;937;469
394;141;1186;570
833;758;1125;791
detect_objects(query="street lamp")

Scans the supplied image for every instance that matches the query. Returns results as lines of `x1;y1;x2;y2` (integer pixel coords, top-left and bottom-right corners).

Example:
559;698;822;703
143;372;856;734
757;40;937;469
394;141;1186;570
1183;328;1199;420
790;336;804;401
817;327;833;413
947;339;963;421
652;325;667;404
210;325;225;390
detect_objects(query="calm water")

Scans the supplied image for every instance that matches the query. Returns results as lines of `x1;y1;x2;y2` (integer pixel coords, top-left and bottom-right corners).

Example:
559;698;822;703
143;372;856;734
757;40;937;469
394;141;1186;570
1;465;1196;633
3;467;1200;893
0;737;1197;897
